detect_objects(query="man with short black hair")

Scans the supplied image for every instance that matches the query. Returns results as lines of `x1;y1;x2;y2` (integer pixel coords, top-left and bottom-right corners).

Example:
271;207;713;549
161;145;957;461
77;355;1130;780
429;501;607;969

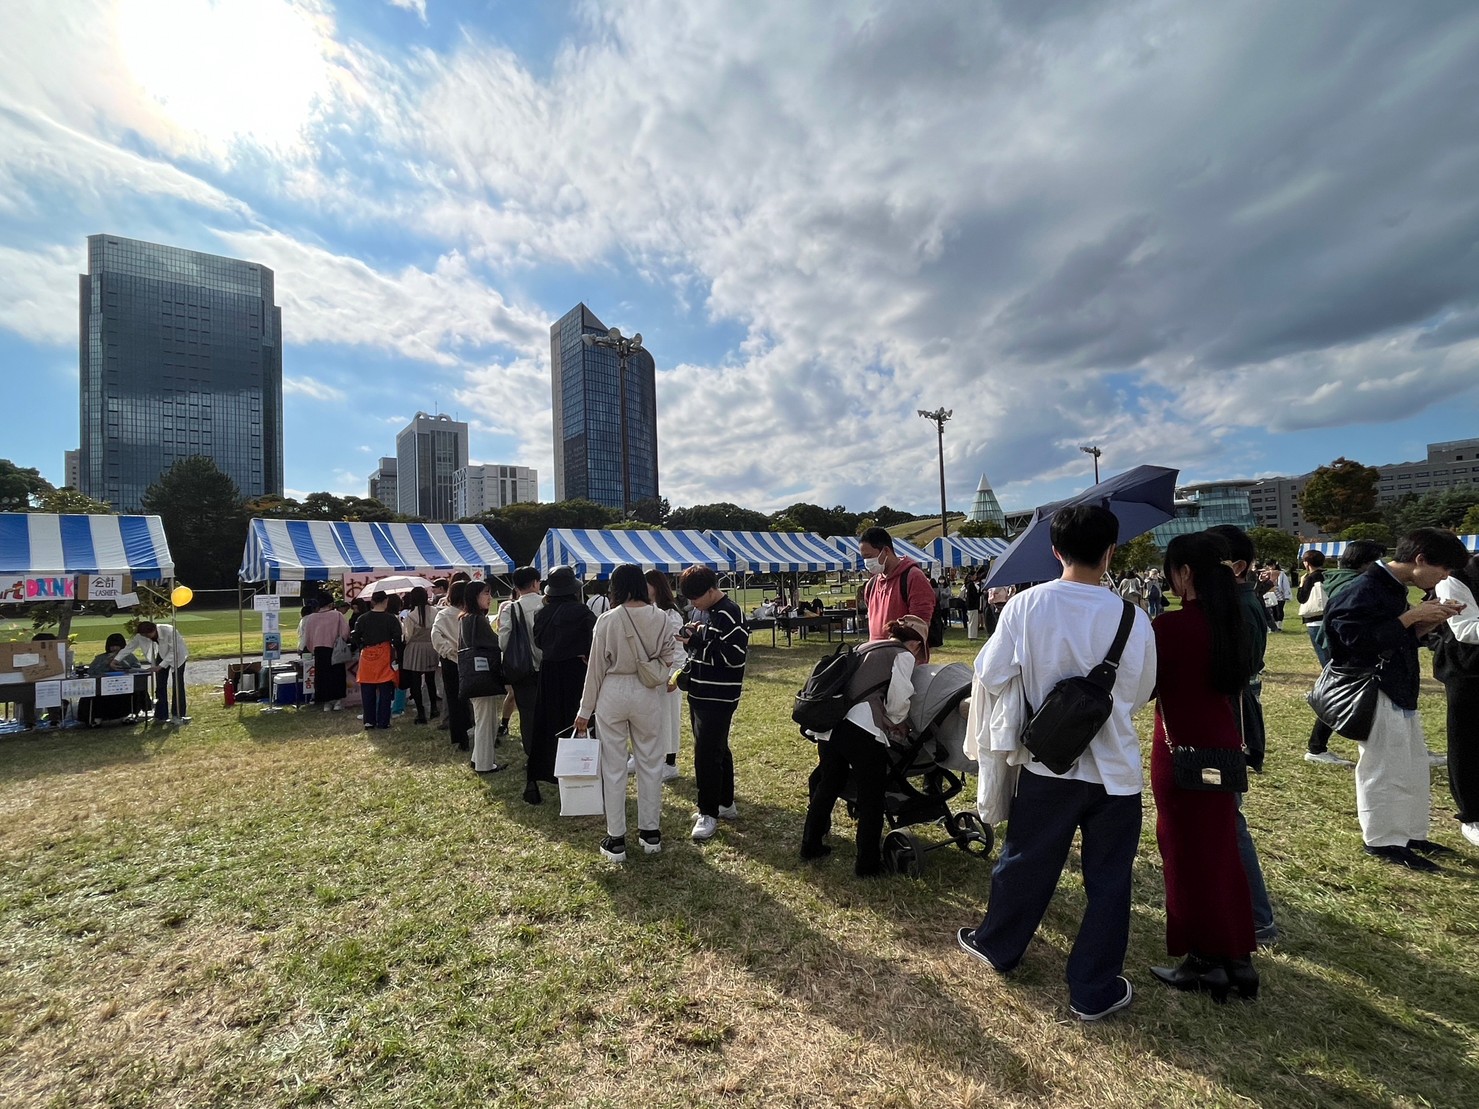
1323;528;1471;870
858;526;936;645
956;504;1156;1021
678;565;749;843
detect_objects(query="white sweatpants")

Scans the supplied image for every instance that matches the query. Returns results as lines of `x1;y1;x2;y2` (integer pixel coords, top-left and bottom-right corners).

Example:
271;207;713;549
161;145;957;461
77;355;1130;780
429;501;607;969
470;695;500;772
967;610;981;640
597;673;666;838
659;688;682;758
1356;693;1431;847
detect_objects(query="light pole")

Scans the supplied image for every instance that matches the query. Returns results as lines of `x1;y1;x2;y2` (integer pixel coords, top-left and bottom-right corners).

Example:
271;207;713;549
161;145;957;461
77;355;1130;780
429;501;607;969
917;407;953;541
584;326;644;515
1079;444;1102;484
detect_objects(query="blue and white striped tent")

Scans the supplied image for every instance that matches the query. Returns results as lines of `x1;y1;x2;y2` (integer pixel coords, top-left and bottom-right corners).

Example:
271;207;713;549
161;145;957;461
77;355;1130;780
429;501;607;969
706;531;848;573
1465;534;1479;552
828;534;937;570
239;519;513;582
929;535;1009;568
1299;541;1348;560
535;529;732;579
0;513;174;579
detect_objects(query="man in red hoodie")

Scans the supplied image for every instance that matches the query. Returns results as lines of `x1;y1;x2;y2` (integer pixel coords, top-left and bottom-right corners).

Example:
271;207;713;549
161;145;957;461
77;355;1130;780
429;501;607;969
858;527;936;650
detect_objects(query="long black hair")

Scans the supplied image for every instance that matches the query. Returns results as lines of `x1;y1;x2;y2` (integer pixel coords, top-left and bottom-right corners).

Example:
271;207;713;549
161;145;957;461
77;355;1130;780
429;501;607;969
406;585;430;627
462;581;489;613
1163;532;1252;695
609;563;649;606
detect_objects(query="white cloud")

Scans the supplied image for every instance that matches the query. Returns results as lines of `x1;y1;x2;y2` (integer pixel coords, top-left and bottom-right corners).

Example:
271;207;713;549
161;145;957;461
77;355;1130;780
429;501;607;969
384;0;427;24
0;244;85;346
282;375;346;403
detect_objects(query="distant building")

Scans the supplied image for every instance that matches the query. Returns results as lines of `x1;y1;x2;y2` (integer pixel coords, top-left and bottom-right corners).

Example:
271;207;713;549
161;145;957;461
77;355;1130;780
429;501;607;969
78;234;284;509
64;449;80;490
454;464;539;518
549;302;659;511
966;473;1007;534
368;456;398;509
395;414;468;522
1151;481;1258;546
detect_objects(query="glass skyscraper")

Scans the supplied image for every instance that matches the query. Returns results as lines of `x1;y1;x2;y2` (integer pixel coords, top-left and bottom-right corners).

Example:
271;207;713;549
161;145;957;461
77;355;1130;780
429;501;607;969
396;412;469;522
549;303;659;510
78;234;283;510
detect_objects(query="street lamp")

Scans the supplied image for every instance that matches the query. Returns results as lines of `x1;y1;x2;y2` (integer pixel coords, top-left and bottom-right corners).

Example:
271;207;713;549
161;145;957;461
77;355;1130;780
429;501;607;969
584;326;644;514
917;407;953;541
1079;444;1102;484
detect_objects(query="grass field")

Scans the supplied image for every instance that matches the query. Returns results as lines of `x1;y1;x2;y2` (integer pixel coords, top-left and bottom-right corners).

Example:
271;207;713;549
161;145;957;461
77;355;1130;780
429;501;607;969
1;605;1476;1107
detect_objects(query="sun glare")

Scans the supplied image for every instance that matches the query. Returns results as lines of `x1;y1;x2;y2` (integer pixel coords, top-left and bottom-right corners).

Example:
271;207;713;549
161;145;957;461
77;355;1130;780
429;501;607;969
116;0;338;157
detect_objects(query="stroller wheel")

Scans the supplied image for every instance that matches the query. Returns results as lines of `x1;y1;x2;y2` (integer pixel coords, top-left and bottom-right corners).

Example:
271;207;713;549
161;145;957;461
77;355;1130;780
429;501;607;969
883;830;925;877
950;811;995;857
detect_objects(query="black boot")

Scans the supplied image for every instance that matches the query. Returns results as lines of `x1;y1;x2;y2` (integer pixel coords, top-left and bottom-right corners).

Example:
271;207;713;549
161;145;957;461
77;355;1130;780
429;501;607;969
1150;954;1230;1003
1222;956;1259;1001
523;780;541;805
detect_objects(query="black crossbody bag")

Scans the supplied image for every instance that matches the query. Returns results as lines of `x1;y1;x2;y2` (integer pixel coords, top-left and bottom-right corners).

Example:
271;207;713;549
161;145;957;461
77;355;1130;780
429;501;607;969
1020;601;1136;775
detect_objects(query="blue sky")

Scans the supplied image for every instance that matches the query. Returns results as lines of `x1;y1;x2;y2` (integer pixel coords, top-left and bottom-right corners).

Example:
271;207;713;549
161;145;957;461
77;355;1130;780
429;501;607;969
3;0;1478;516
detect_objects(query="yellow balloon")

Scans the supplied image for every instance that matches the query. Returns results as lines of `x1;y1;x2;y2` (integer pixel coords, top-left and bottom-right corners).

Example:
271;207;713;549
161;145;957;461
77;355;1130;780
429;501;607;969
171;585;194;607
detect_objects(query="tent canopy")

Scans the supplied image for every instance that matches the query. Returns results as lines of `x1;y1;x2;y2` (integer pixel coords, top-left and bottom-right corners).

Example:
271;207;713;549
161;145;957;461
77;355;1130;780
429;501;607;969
828;534;936;570
1302;535;1479;561
930;535;1009;568
0;512;174;579
240;519;513;582
706;530;848;573
536;529;730;579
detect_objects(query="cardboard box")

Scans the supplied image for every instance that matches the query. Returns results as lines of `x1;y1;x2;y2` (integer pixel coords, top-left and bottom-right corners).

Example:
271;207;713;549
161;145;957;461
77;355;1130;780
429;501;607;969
0;640;69;685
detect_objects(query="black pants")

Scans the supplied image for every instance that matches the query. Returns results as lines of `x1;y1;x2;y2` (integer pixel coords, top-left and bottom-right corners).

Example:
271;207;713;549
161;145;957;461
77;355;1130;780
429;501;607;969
689;699;737;817
402;669;439;722
512;675;539;754
1445;676;1479;823
154;664;187;719
440;658;470;748
803;719;888;874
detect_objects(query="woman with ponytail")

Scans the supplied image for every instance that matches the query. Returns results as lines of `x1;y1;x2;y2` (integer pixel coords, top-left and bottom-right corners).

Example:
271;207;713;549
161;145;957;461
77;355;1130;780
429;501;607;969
1150;531;1259;1003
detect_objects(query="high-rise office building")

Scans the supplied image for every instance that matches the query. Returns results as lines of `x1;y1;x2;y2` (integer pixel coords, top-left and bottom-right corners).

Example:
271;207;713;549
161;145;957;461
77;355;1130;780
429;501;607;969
549;303;659;510
368;457;398;508
78;234;283;510
396;413;468;521
454;464;538;518
64;449;80;490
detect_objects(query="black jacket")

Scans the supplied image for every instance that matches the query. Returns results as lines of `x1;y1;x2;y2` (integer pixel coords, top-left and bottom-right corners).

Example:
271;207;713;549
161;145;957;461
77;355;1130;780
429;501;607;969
533;596;596;663
1323;564;1421;710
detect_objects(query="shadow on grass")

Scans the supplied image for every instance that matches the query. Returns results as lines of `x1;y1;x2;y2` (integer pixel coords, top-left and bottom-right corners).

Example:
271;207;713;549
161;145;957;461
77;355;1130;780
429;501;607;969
0;717;173;782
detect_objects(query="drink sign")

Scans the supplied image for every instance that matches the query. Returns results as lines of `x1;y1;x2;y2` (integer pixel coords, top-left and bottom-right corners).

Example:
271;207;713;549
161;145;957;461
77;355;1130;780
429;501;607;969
25;576;75;600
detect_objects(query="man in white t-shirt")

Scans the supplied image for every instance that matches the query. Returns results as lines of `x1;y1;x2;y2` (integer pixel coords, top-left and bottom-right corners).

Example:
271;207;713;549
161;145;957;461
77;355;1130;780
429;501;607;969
956;504;1156;1022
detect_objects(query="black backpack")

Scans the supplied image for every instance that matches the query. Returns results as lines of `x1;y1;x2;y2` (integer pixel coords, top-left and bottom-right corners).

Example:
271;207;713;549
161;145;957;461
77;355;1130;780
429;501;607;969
501;602;535;684
1019;601;1137;775
793;641;889;735
869;566;945;648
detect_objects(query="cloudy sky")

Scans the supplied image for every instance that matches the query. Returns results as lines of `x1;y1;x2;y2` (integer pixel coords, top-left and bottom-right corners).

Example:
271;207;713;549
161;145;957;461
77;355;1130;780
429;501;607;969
3;0;1478;515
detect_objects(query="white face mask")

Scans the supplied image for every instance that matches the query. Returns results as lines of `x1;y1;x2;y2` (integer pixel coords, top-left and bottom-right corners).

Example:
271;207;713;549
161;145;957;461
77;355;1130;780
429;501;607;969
863;556;884;575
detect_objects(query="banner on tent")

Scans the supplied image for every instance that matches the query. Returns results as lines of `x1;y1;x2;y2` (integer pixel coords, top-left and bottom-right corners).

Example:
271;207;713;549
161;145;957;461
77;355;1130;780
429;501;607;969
342;568;484;599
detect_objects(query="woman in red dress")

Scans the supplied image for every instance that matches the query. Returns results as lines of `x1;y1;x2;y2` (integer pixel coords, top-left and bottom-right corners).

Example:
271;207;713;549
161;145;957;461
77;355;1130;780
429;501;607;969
1152;531;1259;1002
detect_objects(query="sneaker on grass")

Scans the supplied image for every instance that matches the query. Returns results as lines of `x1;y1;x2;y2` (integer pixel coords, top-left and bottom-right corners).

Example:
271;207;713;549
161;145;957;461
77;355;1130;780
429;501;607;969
1070;977;1134;1022
717;803;739;821
1463;822;1479;848
691;815;718;842
1304;751;1354;767
661;764;680;782
638;829;662;854
600;835;627;863
956;927;1007;974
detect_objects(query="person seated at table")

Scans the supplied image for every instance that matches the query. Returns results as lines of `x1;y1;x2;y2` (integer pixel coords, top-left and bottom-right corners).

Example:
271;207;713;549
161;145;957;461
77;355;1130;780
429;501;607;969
87;633;143;676
799;598;826;616
80;633;145;725
754;599;778;619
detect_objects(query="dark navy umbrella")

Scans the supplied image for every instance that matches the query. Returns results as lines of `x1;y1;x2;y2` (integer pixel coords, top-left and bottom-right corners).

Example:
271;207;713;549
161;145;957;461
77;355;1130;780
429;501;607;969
984;465;1180;588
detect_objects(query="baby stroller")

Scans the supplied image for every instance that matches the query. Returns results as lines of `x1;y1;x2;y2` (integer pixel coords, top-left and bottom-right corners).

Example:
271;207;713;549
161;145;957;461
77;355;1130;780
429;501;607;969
840;660;994;876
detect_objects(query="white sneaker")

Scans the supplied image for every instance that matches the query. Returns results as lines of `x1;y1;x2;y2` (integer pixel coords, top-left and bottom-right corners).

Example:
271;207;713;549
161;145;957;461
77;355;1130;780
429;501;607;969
1461;822;1479;848
1305;751;1354;767
330;702;342;712
691;815;718;841
717;803;739;821
661;764;680;782
1429;753;1448;769
626;755;636;773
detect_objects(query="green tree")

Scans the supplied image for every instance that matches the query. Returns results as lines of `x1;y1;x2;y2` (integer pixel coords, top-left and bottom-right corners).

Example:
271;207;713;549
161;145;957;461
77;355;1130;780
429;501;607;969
37;487;114;515
956;519;1006;539
475;499;621;567
1110;533;1161;577
1299;457;1380;533
626;496;670;526
0;459;54;509
1383;487;1479;535
141;456;246;590
1339;522;1393;548
868;505;917;529
666;502;771;532
1460;505;1479;535
1248;527;1299;568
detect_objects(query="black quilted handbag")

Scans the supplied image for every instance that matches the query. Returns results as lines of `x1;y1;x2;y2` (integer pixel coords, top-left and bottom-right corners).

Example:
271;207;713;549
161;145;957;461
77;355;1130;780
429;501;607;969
1306;663;1381;742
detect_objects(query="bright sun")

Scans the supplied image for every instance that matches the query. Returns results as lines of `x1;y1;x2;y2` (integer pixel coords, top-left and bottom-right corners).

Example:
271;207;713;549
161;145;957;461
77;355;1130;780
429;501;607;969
116;0;339;156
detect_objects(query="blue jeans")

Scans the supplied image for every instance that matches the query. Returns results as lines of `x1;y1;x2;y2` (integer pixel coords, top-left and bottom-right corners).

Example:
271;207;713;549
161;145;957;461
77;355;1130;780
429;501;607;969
1235;791;1275;935
972;771;1142;1013
361;681;395;729
1305;622;1331;667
